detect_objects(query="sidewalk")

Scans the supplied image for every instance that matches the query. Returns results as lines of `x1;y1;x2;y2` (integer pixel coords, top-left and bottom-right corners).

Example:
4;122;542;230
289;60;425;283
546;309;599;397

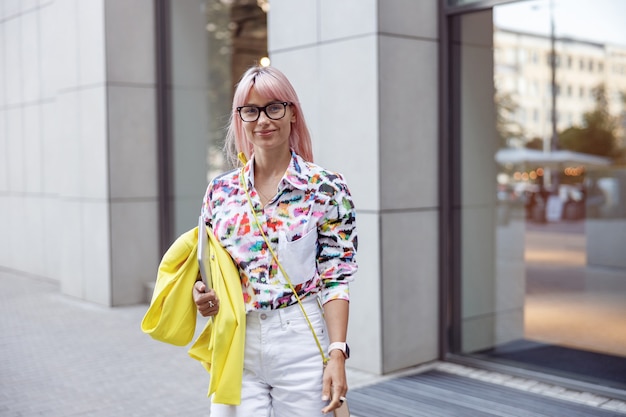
1;268;625;417
1;270;211;417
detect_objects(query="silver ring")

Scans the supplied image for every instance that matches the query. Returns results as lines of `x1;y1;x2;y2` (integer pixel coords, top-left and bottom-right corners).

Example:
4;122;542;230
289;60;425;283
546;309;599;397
339;396;346;404
209;301;215;308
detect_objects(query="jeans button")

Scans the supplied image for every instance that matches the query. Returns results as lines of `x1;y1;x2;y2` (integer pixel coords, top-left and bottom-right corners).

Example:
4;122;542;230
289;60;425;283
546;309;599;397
260;313;267;320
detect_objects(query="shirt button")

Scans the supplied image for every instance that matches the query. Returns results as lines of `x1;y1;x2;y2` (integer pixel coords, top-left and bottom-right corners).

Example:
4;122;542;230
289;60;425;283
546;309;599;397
260;313;267;320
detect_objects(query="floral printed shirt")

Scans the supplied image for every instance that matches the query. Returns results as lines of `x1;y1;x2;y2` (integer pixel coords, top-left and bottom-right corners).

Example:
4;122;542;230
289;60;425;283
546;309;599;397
201;151;358;311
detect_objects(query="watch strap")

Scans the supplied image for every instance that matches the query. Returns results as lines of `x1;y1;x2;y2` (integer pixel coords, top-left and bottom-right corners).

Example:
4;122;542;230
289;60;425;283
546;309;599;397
328;342;349;358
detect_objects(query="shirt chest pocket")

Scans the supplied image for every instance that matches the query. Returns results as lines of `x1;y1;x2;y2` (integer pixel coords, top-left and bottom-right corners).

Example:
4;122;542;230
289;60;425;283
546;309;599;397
277;228;318;286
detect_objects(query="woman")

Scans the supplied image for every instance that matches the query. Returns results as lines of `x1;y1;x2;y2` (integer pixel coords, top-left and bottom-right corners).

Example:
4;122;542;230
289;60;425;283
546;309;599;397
193;65;358;416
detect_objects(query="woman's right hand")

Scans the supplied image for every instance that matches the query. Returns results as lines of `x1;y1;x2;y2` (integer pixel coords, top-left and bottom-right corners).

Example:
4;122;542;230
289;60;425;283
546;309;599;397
193;281;220;317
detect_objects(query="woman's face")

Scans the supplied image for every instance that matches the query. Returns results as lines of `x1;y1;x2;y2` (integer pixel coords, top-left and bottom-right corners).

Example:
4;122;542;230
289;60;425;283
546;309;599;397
241;87;295;155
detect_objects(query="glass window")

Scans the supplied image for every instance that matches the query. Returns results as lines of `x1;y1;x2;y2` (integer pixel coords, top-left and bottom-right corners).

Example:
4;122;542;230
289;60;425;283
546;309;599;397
164;0;268;238
452;0;626;388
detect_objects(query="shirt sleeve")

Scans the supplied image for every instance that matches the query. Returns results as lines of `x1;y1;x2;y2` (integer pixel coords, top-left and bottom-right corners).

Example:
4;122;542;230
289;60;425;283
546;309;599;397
317;174;358;304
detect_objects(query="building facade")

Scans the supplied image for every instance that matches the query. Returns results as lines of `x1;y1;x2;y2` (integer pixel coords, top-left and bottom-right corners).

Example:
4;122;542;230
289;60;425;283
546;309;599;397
495;28;626;145
1;0;625;392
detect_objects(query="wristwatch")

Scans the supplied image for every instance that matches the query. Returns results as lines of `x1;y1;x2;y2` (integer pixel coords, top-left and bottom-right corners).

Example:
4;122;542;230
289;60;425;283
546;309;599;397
328;342;350;359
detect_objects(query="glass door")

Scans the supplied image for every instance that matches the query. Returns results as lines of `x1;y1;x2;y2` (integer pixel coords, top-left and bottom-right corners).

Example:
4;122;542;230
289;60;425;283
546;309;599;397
159;0;269;243
451;0;626;389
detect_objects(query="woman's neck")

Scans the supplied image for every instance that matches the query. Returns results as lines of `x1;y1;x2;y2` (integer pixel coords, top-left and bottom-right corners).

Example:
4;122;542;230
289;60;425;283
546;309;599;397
253;148;291;180
251;148;291;206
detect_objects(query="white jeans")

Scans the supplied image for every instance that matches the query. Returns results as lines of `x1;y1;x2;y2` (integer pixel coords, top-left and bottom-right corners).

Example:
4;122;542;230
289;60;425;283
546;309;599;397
210;297;329;417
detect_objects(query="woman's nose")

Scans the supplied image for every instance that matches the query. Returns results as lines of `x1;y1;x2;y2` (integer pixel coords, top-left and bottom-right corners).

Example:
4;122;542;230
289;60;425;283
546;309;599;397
257;110;271;123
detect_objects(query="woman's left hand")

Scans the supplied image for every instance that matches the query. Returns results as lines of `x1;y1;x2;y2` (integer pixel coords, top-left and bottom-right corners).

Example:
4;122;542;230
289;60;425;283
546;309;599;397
321;351;347;414
193;281;220;317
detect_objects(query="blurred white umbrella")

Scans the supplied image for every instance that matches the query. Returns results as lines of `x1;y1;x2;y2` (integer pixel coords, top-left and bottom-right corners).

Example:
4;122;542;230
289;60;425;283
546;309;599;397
495;148;611;167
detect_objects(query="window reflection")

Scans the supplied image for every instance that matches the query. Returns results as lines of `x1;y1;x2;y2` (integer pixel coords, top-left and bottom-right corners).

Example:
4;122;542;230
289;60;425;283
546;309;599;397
166;0;267;237
205;0;269;179
458;0;626;386
494;0;626;223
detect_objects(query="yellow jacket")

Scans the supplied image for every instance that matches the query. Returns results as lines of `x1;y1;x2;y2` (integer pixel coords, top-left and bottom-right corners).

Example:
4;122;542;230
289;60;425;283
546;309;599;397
141;227;246;404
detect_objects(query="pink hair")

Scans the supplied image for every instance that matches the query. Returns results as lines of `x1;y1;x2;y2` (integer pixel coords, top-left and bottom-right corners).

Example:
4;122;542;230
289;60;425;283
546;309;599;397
224;66;314;166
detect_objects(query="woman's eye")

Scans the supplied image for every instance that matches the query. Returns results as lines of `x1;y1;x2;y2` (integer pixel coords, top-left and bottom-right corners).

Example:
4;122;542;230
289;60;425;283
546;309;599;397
243;107;258;115
267;104;282;113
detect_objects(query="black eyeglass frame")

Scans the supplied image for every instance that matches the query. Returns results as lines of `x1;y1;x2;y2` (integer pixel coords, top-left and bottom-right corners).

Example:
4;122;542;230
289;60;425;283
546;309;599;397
236;102;292;122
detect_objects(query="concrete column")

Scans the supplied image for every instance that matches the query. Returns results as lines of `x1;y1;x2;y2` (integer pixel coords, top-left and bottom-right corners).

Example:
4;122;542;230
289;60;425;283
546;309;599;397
0;0;159;306
268;0;440;374
105;0;160;306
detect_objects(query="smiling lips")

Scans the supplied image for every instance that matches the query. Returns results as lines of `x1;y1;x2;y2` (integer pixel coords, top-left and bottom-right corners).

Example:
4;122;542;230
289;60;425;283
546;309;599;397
256;129;276;136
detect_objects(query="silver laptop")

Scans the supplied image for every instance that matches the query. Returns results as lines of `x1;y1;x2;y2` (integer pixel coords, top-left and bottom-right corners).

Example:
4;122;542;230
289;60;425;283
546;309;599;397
197;215;213;289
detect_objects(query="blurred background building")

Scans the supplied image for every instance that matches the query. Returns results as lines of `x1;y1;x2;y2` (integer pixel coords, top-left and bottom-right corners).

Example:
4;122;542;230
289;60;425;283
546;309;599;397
1;0;624;397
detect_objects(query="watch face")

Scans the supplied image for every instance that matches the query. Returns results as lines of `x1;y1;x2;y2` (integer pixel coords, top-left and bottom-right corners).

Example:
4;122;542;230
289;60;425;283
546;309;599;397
345;344;350;358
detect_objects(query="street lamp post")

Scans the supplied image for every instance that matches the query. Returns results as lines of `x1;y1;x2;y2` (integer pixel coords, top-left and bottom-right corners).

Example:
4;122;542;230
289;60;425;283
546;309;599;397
545;0;562;222
541;0;559;190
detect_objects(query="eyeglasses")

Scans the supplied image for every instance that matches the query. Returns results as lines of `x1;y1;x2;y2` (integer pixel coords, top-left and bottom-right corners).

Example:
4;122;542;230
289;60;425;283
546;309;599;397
236;102;291;122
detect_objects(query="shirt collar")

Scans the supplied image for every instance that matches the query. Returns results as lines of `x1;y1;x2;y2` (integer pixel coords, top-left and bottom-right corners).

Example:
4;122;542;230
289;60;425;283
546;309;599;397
284;151;310;191
242;150;309;192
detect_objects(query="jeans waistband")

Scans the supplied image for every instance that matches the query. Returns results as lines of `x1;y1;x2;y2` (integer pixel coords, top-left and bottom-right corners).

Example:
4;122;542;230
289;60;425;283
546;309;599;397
248;296;322;323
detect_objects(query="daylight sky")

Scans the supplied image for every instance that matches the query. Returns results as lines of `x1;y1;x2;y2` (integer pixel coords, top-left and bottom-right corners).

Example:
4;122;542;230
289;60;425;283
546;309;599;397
494;0;626;47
